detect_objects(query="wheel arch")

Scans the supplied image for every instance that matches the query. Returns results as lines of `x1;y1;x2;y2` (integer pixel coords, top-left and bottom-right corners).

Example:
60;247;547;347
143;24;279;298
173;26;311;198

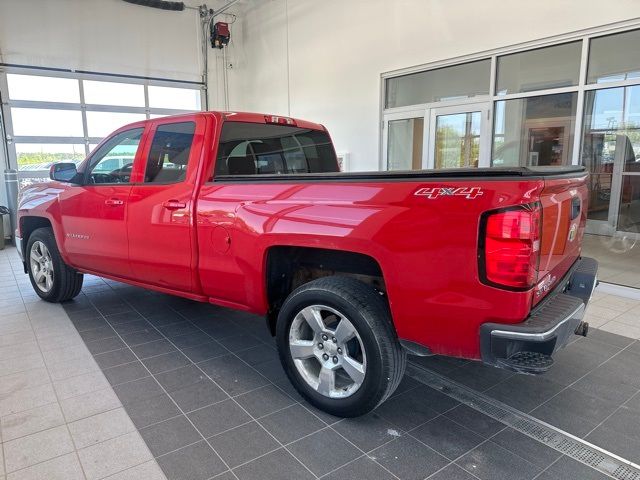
263;245;389;336
19;216;54;268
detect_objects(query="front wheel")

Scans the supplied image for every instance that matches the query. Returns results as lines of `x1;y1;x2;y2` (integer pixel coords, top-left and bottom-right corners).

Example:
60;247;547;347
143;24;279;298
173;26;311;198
26;227;84;302
276;276;406;417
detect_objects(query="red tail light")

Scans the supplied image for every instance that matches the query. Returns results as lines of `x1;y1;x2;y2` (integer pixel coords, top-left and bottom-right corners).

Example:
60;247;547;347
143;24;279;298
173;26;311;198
481;204;541;290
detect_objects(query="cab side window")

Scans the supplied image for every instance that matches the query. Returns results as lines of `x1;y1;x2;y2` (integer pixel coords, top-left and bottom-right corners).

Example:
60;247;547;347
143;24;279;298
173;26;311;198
143;122;196;184
85;128;143;184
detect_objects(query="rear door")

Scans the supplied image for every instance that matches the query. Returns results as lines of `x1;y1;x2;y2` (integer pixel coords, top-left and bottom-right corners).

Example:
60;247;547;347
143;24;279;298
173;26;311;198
535;172;589;304
126;117;205;292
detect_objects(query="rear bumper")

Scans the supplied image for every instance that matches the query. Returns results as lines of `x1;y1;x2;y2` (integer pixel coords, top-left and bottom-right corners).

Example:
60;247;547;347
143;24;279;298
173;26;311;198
480;257;598;372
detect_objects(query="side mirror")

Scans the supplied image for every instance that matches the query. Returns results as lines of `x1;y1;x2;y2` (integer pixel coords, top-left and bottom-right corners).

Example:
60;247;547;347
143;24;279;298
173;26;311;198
49;162;78;183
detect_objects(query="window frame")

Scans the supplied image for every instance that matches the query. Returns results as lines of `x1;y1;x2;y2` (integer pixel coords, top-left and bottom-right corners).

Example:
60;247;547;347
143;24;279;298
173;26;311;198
139;120;198;186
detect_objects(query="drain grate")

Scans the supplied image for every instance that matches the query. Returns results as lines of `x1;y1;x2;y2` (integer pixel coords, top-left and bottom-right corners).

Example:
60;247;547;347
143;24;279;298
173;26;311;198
406;362;640;480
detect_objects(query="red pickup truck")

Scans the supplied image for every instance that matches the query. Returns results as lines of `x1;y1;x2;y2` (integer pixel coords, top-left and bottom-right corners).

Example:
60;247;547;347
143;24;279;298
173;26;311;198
15;111;597;416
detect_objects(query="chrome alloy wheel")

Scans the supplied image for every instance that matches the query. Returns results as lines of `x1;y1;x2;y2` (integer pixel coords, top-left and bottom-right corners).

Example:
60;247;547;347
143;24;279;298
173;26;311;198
30;241;54;293
288;304;366;399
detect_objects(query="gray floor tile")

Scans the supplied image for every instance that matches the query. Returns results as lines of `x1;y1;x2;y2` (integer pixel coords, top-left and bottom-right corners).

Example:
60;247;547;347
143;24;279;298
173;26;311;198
250;358;288;384
140;415;202;457
446;361;513;391
233;448;313;480
411;416;484;460
427;464;480;480
484;374;566;412
235;384;296;418
188;399;251;437
113;376;164;404
141;351;191;374
288;428;361;476
322;456;395;480
169;379;227;413
84;336;127;355
531;388;618;438
112;319;153;336
120;329;164;346
156;441;226;480
259;404;325;444
159;322;202;338
125;393;181;429
373;435;449;480
208;421;279;468
94;348;137;369
131;339;178;359
103;311;145;326
170;332;212;349
332;413;402;452
155;364;206;393
375;387;440;431
103;361;149;385
572;367;639;405
456;441;542;480
216;333;263;352
79;325;117;343
491;427;562;469
181;340;228;363
236;344;278;366
535;456;611;480
198;355;269;396
444;404;505;437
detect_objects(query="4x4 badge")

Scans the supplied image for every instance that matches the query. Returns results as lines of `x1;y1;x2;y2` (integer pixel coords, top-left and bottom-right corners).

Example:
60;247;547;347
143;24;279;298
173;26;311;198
414;186;484;199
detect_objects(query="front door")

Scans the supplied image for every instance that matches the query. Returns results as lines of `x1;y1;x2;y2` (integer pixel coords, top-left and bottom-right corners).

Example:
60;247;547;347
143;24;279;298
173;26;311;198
127;118;202;292
59;127;145;278
427;104;491;169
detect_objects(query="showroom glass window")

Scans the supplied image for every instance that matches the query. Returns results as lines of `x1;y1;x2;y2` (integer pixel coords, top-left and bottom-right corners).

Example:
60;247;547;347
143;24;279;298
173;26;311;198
2;71;202;189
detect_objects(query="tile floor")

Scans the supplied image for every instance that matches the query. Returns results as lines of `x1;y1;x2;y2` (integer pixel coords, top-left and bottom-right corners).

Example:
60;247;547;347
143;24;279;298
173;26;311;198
0;247;165;480
2;243;640;480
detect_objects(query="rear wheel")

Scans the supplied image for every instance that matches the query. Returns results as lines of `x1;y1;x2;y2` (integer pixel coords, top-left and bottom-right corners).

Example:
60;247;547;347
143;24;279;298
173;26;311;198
276;276;406;417
27;228;83;302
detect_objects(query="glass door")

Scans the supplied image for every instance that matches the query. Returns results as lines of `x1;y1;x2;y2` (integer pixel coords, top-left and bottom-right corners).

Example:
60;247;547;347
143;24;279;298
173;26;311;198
427;103;491;169
582;86;640;238
383;110;427;170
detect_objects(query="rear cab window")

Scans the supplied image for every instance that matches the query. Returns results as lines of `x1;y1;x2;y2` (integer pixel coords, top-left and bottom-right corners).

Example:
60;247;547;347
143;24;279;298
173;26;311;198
214;121;339;177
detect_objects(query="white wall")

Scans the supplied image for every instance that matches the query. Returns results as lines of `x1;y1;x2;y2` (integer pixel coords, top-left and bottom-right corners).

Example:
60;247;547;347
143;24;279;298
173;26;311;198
0;0;203;82
223;0;640;171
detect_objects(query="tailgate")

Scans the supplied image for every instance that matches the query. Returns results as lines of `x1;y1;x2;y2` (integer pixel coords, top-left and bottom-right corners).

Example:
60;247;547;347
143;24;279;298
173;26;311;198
534;173;589;305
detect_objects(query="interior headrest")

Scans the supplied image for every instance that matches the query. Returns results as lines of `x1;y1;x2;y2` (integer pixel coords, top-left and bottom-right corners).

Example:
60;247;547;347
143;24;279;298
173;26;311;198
228;156;256;175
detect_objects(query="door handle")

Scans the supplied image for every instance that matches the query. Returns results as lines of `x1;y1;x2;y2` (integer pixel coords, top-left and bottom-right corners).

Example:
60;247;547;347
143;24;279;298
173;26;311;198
162;200;186;210
104;198;124;206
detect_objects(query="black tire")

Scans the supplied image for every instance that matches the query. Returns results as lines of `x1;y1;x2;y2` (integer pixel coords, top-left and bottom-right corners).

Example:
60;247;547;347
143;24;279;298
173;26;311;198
276;276;406;417
26;227;83;302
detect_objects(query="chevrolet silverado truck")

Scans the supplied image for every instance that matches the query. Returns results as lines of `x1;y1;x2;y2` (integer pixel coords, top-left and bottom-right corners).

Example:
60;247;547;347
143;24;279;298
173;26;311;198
15;111;597;417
